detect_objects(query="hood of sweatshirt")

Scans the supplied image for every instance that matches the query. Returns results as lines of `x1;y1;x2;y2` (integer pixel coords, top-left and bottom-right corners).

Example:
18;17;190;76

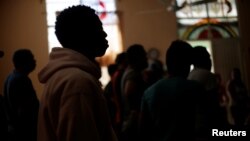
38;47;101;83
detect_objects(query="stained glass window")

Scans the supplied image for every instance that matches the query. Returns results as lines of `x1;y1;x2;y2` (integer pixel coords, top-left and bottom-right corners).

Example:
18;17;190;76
173;0;239;40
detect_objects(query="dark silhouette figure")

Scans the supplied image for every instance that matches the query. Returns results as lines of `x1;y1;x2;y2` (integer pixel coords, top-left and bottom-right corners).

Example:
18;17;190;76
0;50;8;141
0;95;7;141
214;73;229;107
144;59;164;86
227;68;249;127
188;46;229;129
37;5;117;141
139;40;208;141
104;64;118;128
121;44;148;141
145;48;164;86
214;73;234;125
4;49;39;141
111;52;128;139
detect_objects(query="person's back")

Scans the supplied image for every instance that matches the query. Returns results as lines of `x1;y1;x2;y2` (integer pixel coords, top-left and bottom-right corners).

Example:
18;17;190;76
188;68;217;92
4;49;39;141
141;77;205;141
188;46;228;129
139;40;209;141
37;5;117;141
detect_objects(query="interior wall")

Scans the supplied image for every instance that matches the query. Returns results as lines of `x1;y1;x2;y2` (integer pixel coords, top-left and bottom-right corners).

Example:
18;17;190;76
116;0;178;62
0;0;49;99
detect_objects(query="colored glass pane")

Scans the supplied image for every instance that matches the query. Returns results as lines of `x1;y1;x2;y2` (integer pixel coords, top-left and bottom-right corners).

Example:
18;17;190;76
175;0;239;39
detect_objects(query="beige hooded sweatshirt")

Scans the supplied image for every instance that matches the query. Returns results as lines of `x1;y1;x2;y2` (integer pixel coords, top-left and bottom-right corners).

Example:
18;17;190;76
37;47;117;141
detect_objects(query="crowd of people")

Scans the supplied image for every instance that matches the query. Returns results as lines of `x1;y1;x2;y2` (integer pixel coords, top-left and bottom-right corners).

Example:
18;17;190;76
0;4;250;141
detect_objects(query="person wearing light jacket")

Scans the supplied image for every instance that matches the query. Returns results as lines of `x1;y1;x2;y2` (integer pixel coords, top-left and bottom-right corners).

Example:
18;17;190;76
37;5;117;141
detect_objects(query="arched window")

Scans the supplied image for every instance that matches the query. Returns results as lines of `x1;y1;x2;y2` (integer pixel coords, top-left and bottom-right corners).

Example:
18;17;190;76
171;0;239;40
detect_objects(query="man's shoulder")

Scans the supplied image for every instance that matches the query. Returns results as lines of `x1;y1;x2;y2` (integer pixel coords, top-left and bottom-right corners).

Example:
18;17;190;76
6;72;30;85
189;68;213;78
49;67;99;89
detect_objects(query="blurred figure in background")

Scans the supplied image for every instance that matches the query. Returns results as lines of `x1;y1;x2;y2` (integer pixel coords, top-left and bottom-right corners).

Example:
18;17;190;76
111;52;128;139
139;40;207;141
4;49;39;141
188;46;229;129
0;50;8;141
121;44;148;141
226;68;249;127
104;64;118;129
145;48;164;86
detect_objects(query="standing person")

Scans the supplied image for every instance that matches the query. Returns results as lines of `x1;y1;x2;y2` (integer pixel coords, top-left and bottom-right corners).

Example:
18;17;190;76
103;64;118;128
139;40;208;141
188;46;216;91
227;68;249;127
0;50;8;141
37;5;117;141
120;44;148;141
4;49;39;141
188;46;229;129
111;52;128;139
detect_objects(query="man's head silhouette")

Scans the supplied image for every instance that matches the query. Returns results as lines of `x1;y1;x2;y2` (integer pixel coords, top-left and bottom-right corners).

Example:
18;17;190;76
166;40;193;78
126;44;148;70
55;5;108;60
192;46;212;71
13;49;36;75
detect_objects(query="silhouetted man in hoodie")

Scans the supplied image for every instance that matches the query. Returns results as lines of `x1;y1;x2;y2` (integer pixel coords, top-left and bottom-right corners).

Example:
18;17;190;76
37;5;117;141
